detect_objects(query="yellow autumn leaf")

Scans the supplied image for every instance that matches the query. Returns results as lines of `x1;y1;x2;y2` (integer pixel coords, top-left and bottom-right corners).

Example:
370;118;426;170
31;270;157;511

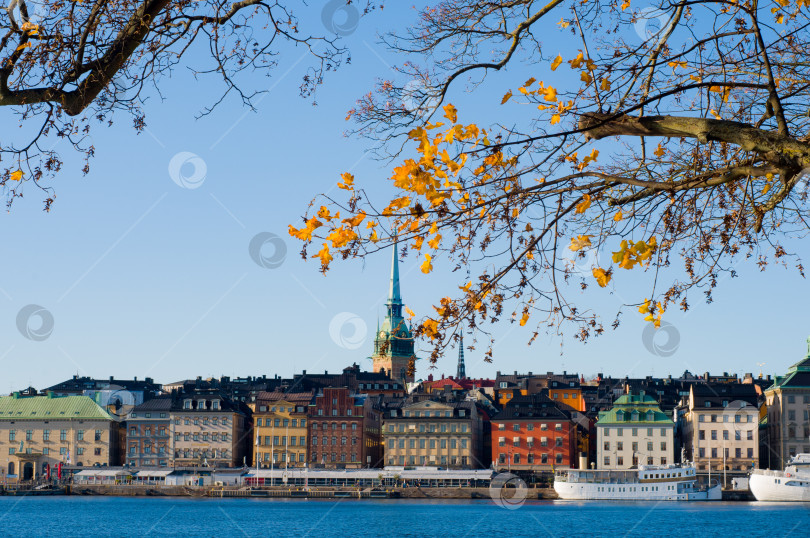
558;18;570;29
543;86;558;102
423;318;439;339
569;235;593;251
575;193;591;214
421;254;433;274
763;183;771;195
600;78;611;91
569;52;584;69
550;114;561;125
314;243;333;267
501;90;513;105
337;172;354;190
519;311;530;326
639;299;652;314
592;267;612;287
613;211;623;222
404;306;416;318
9;170;23;181
443;104;458;123
427;234;442;249
524;77;537;87
551;55;563;71
653;143;665;158
621;0;631;10
580;71;593;84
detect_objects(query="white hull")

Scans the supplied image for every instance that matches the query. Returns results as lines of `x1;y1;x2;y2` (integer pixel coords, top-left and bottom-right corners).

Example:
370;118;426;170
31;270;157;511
749;471;810;502
553;464;722;502
554;480;722;501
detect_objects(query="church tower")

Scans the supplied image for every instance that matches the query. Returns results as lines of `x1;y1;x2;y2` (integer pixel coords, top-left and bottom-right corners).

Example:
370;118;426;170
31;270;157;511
456;335;466;379
371;242;416;383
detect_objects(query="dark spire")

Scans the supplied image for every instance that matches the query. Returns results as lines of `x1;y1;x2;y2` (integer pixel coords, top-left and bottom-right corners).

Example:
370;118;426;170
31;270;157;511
457;335;466;379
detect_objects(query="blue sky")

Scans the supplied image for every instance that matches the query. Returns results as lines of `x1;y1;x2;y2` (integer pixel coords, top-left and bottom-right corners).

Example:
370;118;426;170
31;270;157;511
1;2;808;392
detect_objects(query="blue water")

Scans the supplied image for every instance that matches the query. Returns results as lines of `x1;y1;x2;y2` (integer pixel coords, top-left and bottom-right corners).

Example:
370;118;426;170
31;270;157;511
0;498;807;537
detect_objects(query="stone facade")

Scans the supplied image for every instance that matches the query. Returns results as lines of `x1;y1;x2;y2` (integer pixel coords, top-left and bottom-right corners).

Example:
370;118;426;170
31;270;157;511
254;391;313;468
383;398;483;469
308;388;382;468
764;343;810;469
0;393;117;480
596;392;675;469
170;390;247;467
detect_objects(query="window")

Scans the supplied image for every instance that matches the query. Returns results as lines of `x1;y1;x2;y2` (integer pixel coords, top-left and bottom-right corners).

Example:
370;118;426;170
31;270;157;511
617;457;624;466
9;430;15;441
604;442;610;451
556;437;563;447
604;456;610;466
60;430;67;441
43;430;50;441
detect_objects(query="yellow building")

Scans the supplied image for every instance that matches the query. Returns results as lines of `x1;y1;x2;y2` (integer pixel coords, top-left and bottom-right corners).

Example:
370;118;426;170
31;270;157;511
254;391;313;468
0;392;117;480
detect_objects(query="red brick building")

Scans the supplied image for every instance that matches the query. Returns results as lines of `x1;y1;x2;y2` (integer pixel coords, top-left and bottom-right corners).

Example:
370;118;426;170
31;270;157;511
308;388;382;468
490;394;578;472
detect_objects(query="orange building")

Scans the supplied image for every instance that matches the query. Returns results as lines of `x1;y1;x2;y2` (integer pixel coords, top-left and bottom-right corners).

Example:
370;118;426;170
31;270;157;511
490;394;578;472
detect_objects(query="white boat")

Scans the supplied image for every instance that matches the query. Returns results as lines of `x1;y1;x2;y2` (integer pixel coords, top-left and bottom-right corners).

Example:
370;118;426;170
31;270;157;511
749;454;810;501
554;464;722;501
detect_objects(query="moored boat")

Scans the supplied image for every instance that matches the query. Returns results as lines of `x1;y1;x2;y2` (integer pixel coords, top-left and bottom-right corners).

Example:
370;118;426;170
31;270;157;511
554;463;721;501
749;454;810;501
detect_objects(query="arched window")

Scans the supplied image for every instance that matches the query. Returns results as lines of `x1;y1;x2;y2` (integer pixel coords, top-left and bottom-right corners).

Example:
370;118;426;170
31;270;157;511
7;462;15;476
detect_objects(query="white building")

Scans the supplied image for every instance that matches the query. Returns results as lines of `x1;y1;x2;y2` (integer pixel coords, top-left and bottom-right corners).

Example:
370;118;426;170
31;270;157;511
597;392;675;469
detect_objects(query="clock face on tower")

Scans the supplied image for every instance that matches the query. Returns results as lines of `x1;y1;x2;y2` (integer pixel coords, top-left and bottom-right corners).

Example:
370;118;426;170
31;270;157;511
379;331;386;338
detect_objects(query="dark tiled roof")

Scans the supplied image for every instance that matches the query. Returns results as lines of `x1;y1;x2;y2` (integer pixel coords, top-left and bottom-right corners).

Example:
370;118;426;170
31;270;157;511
491;394;572;421
690;383;758;408
132;395;172;412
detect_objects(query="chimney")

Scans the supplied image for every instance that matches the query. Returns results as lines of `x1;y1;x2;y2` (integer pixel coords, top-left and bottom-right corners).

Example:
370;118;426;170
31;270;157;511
302;370;307;375
46;391;54;399
109;376;114;382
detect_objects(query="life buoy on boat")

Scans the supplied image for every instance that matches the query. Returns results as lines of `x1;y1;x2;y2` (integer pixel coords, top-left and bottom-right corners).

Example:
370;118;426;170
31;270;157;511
786;473;791;478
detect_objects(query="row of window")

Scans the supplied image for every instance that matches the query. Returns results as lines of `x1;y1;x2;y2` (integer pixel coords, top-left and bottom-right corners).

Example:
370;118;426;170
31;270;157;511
602;427;669;437
173;417;229;426
783;394;810;404
312;452;359;463
182;399;222;410
551;392;579;400
497;423;562;432
175;448;229;458
256;405;306;413
312;436;357;446
604;455;667;466
498;453;562;464
7;429;103;442
785;409;810;421
256;418;307;428
257;452;307;462
388;423;469;433
129;445;167;455
698;414;754;423
129;412;168;419
10;447;101;456
175;432;230;442
258;436;307;446
400;410;466;418
311;422;358;431
604;441;666;452
392;455;469;466
698;429;754;441
388;438;469;450
130;427;167;436
697;447;755;458
499;437;563;448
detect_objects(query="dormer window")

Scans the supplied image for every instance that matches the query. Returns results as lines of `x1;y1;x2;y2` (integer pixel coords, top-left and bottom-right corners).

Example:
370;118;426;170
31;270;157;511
459;409;466;417
183;400;192;409
646;411;654;421
706;401;712;407
212;401;220;410
198;400;207;409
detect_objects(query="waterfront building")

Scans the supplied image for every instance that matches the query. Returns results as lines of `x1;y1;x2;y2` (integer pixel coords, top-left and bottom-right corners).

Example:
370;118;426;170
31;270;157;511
44;375;161;417
169;389;248;467
548;376;586;412
490;394;578;472
680;383;759;472
597;392;675;469
308;387;383;468
288;364;406;399
764;339;810;469
371;243;418;384
0;392;117;480
383;396;484;468
124;396;172;467
253;390;314;468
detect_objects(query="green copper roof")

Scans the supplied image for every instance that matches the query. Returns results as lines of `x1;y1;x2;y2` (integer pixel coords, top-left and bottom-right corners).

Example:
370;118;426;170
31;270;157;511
767;336;810;390
597;392;673;425
0;395;113;420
